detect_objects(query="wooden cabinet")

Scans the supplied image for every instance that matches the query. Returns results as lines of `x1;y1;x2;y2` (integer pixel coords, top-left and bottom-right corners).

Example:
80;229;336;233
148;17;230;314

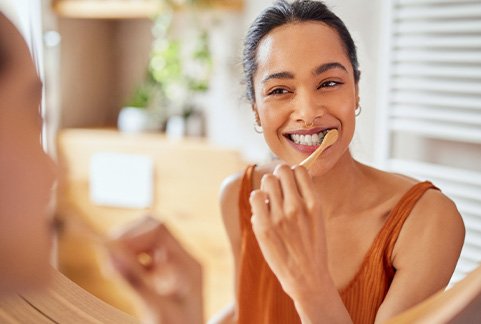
52;0;244;19
55;128;245;319
52;0;163;19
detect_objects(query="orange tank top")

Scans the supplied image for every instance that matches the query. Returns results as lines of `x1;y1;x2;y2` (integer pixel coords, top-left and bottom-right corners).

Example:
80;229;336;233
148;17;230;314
236;165;438;324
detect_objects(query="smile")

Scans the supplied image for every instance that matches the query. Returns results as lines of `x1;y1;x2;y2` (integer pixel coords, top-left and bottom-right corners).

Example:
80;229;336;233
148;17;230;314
288;129;330;146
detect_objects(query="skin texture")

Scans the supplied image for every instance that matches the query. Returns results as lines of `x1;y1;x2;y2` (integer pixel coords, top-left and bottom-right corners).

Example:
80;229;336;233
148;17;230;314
0;13;56;294
216;21;465;323
0;13;202;324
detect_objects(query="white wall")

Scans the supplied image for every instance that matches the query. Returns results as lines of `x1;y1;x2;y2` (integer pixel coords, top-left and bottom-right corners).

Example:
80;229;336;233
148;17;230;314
205;0;383;164
203;7;272;163
322;0;382;164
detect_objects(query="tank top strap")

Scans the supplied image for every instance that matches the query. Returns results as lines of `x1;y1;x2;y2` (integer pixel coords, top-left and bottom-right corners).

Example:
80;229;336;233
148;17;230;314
238;164;257;231
379;181;439;263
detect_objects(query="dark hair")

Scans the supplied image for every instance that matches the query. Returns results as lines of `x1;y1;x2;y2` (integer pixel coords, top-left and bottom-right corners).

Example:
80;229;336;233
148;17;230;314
0;42;7;76
0;16;9;77
243;0;361;103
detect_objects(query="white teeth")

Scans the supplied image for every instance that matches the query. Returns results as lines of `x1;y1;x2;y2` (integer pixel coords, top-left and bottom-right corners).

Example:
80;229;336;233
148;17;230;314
290;131;327;146
306;135;312;145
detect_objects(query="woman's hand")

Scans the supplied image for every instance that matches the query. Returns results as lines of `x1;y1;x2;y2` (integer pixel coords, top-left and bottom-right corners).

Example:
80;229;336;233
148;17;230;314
108;216;203;324
249;164;334;321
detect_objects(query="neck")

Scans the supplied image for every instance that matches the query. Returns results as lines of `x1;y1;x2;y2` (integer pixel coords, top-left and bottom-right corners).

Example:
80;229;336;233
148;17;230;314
311;150;368;218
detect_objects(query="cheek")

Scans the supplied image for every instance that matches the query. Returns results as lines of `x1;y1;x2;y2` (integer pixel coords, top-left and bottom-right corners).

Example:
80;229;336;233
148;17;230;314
258;100;291;127
0;112;54;291
0;162;53;292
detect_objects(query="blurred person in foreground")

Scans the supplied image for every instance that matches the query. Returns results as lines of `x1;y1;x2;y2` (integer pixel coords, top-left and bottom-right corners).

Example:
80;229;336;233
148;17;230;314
0;11;202;324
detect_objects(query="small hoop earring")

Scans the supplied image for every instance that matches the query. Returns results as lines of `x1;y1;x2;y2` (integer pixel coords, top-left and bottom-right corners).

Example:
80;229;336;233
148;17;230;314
355;105;362;117
254;122;263;134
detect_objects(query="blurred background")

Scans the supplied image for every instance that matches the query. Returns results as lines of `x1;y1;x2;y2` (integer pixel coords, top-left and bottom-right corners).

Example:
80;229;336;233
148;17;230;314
2;0;481;320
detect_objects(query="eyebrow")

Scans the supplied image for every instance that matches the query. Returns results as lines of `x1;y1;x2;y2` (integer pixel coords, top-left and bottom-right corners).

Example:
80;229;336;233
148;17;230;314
262;62;348;84
261;71;294;84
313;62;348;75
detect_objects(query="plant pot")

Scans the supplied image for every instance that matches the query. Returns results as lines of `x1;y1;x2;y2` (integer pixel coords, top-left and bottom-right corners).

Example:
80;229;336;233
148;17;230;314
165;115;186;139
117;106;162;133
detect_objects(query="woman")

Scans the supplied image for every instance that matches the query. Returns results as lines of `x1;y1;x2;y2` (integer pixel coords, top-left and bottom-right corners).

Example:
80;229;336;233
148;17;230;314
0;11;202;324
217;1;465;323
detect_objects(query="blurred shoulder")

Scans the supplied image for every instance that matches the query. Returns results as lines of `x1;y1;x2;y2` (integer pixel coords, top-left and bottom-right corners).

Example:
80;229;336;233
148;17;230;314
220;170;245;206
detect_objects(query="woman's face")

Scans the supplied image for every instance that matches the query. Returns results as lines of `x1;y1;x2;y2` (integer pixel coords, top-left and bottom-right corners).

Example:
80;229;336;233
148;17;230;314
252;22;358;174
0;14;56;294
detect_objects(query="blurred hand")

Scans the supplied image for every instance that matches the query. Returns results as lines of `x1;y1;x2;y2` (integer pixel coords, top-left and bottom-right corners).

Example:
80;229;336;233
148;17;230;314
249;164;329;301
108;216;203;324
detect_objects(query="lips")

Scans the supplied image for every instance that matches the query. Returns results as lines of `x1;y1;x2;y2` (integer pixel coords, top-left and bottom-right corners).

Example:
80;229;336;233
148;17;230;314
283;127;337;154
284;127;337;145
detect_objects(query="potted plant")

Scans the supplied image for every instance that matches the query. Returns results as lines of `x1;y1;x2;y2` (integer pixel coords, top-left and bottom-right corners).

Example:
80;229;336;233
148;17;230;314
117;80;164;133
118;4;212;136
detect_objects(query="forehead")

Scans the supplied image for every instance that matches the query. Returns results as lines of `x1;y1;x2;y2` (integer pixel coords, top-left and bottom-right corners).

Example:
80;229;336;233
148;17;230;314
256;21;351;75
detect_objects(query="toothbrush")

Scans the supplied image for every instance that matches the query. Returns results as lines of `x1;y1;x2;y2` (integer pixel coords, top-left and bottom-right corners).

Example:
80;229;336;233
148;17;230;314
299;129;339;169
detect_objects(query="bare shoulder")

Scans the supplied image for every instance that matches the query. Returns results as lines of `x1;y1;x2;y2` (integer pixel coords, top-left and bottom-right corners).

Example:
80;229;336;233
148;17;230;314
215;173;245;324
376;165;466;251
393;181;465;270
220;171;244;238
220;162;279;232
401;185;464;243
362;164;465;265
373;170;466;320
220;171;244;209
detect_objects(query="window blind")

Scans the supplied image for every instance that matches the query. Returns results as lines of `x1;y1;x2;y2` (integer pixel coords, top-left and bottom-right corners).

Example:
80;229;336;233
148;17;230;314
377;0;481;285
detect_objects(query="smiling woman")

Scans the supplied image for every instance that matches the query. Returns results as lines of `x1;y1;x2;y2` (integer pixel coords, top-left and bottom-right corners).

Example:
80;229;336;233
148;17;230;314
211;1;466;324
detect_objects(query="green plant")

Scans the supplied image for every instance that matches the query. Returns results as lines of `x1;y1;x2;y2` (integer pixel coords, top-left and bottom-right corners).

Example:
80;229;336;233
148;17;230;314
126;5;212;120
126;82;155;108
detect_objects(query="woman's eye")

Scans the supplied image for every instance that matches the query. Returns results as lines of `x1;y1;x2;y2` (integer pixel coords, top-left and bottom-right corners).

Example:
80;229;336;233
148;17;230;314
268;88;289;96
319;80;343;88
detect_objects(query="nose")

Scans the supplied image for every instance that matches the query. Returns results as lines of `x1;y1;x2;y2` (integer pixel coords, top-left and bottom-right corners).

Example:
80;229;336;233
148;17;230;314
292;89;325;124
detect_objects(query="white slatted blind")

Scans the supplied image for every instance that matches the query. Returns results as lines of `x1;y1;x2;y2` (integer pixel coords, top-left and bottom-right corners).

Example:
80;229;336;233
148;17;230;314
377;0;481;285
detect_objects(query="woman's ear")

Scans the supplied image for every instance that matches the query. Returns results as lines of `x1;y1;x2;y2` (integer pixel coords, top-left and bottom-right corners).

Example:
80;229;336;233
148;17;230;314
252;104;261;126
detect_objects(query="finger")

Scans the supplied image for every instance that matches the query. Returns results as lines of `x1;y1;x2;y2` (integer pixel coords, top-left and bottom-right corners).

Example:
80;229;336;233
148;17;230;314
150;250;179;296
251;218;290;278
272;166;311;263
109;242;181;300
110;215;163;254
250;190;271;231
108;240;151;291
154;223;199;268
274;164;303;217
292;165;323;245
250;189;290;266
292;165;318;209
259;173;284;222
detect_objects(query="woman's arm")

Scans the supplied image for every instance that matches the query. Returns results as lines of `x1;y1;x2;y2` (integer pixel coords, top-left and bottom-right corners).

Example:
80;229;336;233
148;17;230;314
374;189;465;323
208;172;243;324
